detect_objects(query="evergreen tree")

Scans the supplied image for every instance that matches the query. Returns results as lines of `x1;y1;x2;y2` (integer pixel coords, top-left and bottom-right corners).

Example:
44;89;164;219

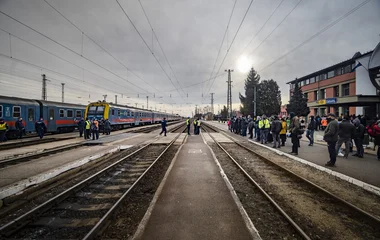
220;105;228;119
239;67;260;115
256;79;282;116
286;80;310;116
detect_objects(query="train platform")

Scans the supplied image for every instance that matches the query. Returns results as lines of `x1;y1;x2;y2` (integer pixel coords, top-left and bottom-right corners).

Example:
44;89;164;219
134;132;260;240
207;121;380;188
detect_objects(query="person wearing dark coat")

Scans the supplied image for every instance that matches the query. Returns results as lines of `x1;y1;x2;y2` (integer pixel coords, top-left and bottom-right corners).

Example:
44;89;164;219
77;118;85;137
248;118;255;139
324;113;339;167
35;117;47;139
306;116;316;146
271;116;282;148
335;115;355;159
159;118;167;136
241;117;248;136
104;119;111;135
15;117;25;139
352;118;365;158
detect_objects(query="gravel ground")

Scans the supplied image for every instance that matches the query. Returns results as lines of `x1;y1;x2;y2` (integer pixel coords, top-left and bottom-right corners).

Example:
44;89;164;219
0;145;142;227
4;144;169;239
236;140;380;219
209;143;302;240
221;142;380;240
98;145;180;239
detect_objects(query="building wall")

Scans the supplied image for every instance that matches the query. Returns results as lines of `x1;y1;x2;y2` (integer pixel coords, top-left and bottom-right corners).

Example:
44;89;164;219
356;54;377;95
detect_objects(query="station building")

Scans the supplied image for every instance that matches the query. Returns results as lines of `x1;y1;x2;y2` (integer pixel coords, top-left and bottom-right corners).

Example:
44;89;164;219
287;51;380;119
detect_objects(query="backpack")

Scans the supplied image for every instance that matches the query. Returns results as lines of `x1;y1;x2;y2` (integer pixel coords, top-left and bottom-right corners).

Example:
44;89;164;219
367;123;380;138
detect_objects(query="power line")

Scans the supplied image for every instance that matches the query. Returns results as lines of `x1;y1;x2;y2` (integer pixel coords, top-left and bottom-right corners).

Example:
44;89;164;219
138;0;185;96
43;0;164;97
234;0;372;88
116;0;186;103
203;0;237;102
0;9;152;96
236;0;285;59
206;0;255;96
248;0;303;57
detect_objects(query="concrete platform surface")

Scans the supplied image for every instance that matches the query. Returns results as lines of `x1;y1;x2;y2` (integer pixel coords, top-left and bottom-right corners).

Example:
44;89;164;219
207;121;380;188
136;134;255;240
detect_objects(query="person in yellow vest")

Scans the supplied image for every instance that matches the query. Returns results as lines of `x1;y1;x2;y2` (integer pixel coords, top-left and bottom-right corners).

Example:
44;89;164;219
84;118;91;140
280;116;287;146
196;118;201;135
193;119;198;135
186;117;191;135
0;118;8;142
259;115;270;144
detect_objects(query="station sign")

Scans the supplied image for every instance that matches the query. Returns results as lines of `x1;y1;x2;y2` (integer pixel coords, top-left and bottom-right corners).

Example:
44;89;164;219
317;99;326;105
326;98;337;104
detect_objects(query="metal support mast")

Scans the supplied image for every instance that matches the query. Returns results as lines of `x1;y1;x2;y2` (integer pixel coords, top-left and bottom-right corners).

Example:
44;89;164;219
115;95;118;104
225;69;233;117
42;74;47;101
103;95;107;101
146;96;149;109
61;83;65;103
210;93;214;115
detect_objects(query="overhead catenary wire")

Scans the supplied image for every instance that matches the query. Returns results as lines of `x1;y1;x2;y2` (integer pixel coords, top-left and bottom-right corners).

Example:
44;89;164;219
203;0;238;103
138;0;186;97
43;0;165;99
206;0;255;97
0;9;152;96
116;0;186;104
247;0;303;57
228;0;372;92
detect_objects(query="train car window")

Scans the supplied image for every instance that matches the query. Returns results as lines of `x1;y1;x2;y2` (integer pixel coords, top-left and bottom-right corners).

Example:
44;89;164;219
67;110;73;118
59;109;65;118
28;108;34;121
0;105;2;118
88;106;96;114
132;112;134;117
49;109;54;120
97;106;105;113
13;106;21;118
112;109;115;115
117;109;121;116
76;110;82;118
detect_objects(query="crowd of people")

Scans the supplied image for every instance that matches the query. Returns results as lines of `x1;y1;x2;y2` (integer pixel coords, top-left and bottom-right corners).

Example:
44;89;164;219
226;113;380;166
77;118;111;140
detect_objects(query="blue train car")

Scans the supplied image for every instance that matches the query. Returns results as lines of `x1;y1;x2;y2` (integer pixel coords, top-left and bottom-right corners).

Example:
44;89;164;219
38;101;85;133
0;96;41;137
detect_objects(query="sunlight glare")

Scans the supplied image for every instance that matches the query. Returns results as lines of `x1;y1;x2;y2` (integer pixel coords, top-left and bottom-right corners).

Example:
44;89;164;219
236;56;252;73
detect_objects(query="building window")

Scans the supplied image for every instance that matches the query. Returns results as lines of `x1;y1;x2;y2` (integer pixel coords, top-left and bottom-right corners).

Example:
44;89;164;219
13;106;21;118
327;70;335;78
315;75;320;81
300;81;304;87
304;93;308;100
320;73;327;81
59;109;65;118
320;89;326;99
334;107;339;117
76;110;82;118
310;77;316;84
305;79;310;85
333;86;339;97
344;65;352;73
335;67;342;76
342;83;350;96
314;90;318;101
111;109;115;115
67;110;73;118
0;105;2;118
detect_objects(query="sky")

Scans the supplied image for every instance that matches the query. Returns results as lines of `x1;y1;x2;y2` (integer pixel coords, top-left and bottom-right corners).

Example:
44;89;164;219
0;0;379;116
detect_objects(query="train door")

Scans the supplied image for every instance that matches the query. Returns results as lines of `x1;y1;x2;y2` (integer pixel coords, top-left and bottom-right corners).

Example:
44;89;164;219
27;107;35;132
47;107;55;132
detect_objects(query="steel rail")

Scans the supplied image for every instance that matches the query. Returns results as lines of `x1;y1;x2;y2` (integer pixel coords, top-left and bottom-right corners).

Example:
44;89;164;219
0;140;155;236
82;128;186;240
204;123;380;225
201;126;311;240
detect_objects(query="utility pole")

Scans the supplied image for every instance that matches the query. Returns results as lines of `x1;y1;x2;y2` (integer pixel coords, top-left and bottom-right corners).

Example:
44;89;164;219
61;83;65;103
135;103;138;108
146;96;149;110
253;85;257;116
225;69;234;117
42;74;47;101
103;95;107;101
195;104;198;115
115;95;118;104
210;93;214;114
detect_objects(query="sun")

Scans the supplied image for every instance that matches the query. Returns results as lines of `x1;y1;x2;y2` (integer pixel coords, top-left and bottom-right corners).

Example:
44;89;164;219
236;56;252;73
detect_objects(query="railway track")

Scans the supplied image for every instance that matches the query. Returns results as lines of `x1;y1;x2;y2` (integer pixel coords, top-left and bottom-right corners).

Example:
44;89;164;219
0;129;185;239
202;123;380;240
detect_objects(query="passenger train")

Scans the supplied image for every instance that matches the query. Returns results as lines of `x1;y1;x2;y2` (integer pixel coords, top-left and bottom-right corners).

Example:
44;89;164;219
85;101;181;130
0;95;86;138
